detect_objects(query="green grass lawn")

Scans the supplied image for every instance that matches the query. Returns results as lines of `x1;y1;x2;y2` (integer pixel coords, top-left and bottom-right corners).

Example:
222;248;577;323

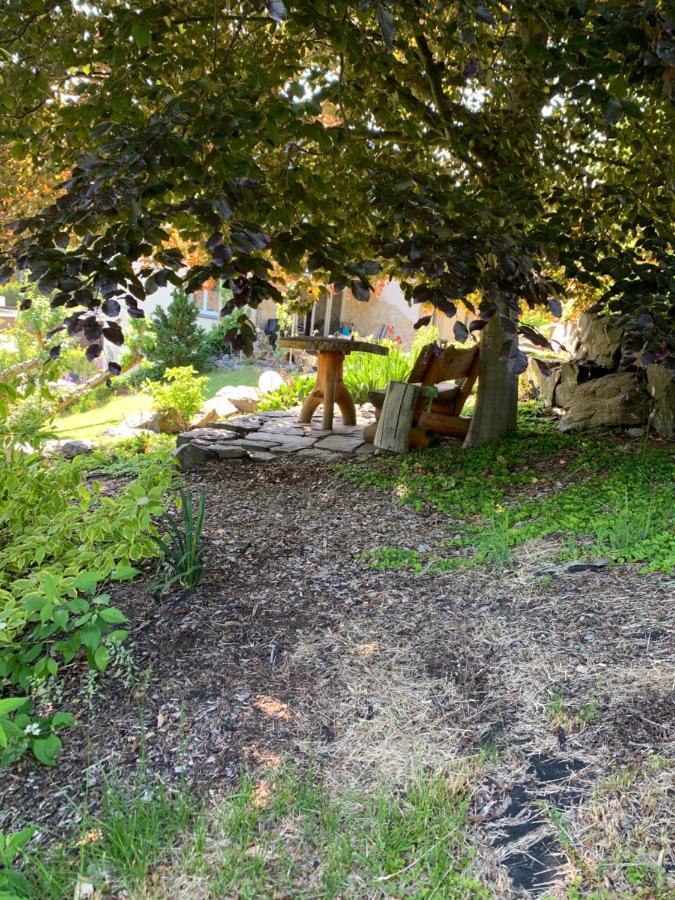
53;366;263;441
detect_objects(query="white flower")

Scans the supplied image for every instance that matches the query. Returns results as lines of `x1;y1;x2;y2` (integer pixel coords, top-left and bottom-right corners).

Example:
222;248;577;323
24;723;41;736
0;622;7;630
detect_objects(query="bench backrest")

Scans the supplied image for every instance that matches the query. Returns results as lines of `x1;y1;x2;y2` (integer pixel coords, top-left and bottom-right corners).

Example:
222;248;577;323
409;343;480;415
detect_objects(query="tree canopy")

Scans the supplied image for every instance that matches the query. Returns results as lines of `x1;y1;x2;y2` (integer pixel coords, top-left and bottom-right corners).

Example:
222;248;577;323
0;1;673;440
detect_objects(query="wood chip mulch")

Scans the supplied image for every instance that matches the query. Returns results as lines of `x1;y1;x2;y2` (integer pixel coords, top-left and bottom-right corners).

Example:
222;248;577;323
2;454;673;896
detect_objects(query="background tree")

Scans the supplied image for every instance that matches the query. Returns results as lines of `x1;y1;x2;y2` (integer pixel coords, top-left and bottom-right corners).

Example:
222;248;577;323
148;288;208;375
0;1;672;444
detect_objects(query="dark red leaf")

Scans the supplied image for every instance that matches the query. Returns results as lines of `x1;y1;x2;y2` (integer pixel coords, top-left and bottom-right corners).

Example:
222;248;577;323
453;321;469;343
414;315;432;330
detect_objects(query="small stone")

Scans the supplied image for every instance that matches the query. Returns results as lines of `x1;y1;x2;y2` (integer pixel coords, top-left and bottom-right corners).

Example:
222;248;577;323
626;427;643;437
563;559;609;573
248;451;275;462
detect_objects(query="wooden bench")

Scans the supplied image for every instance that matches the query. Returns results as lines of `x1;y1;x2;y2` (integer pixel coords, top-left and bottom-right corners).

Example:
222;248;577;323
363;343;480;448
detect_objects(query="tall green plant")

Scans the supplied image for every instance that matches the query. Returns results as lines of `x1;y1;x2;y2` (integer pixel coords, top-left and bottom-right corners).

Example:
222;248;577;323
148;289;208;374
154;489;208;592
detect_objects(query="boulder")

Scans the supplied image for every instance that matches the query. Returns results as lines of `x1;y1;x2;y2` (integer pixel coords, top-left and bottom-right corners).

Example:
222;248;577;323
231;396;259;414
647;364;675;438
173;439;247;471
44;439;95;459
555;362;582;409
525;358;561;407
189;408;219;430
200;396;238;418
128;407;184;434
555;361;611;409
574;313;624;368
558;372;649;432
156;407;185;434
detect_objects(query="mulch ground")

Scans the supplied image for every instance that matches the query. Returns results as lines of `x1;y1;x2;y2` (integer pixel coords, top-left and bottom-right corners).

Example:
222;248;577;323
2;454;674;897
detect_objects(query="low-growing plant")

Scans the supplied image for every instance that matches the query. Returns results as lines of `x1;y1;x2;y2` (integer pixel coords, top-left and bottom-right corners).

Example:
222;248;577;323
340;403;675;574
3;761;199;899
0;697;75;768
144;365;206;427
0;826;36;898
154;489;208;593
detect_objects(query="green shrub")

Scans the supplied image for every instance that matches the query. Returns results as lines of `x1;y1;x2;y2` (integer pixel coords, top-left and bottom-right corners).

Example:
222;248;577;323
144;366;206;426
0;400;175;768
204;311;242;360
148;288;209;373
257;373;314;411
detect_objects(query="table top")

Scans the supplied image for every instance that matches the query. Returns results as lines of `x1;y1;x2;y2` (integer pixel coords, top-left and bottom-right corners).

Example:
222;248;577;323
278;335;389;356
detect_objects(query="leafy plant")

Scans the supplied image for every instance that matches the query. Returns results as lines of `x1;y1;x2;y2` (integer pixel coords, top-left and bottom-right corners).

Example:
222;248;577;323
343;340;411;404
0;826;35;898
257;372;314;411
0;698;75;769
154;489;208;592
0;440;173;765
144;365;206;427
148;288;209;374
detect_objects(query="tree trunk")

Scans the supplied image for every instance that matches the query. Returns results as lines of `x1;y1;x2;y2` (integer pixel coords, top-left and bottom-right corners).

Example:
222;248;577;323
463;315;518;448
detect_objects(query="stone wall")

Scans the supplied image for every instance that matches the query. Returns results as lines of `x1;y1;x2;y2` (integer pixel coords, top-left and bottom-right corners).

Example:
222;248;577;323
526;313;674;438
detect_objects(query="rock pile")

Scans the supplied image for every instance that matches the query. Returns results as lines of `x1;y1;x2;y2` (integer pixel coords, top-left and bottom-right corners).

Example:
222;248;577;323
527;313;674;437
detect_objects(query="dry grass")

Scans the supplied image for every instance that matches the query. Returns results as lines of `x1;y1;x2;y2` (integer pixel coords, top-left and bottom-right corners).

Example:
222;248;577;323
285;630;478;793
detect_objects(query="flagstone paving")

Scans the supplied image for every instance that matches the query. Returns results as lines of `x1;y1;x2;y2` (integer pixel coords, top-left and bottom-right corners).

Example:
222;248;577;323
174;406;377;470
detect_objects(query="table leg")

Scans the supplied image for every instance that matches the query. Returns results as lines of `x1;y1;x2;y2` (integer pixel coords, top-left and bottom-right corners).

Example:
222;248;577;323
298;351;356;429
298;388;321;423
336;381;356;425
322;352;337;430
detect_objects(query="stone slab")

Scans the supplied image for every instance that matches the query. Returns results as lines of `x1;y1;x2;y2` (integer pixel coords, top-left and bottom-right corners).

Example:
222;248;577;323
268;436;318;452
314;434;365;452
259;421;307;435
239;437;281;451
297;448;341;460
177;428;238;447
216;416;263;435
355;442;378;455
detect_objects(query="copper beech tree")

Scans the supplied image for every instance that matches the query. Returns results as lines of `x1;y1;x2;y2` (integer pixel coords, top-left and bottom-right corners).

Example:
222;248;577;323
0;1;673;444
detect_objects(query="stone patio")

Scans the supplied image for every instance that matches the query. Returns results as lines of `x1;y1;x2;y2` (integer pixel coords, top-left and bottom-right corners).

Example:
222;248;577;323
174;405;378;470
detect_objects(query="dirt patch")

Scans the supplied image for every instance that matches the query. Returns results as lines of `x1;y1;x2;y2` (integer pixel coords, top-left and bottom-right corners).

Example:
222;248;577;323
1;454;673;896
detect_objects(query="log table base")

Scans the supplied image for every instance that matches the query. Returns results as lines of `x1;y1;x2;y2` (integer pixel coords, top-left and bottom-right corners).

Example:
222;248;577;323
278;336;388;431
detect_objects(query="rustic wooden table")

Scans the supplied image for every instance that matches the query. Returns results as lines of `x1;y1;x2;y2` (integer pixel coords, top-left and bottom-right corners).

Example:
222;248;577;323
278;336;388;430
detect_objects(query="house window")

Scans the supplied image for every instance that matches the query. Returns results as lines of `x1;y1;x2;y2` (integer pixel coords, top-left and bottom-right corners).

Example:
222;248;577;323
189;283;222;318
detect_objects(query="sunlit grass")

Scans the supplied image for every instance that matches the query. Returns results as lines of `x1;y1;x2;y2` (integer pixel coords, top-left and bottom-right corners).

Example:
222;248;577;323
53;367;263;440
